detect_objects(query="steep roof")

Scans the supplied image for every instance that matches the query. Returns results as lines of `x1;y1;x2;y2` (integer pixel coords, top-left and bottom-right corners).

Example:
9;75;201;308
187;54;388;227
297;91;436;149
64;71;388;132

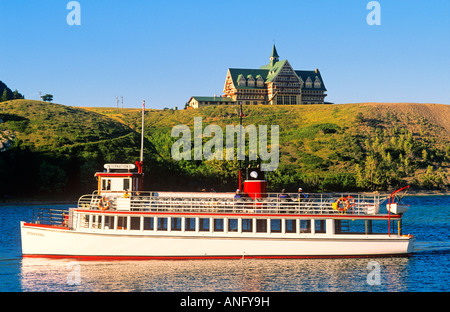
270;44;279;59
295;70;327;91
228;68;269;89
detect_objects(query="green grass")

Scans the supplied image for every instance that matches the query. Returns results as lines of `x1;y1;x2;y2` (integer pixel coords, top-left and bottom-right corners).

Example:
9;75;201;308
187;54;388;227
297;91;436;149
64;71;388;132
1;100;449;196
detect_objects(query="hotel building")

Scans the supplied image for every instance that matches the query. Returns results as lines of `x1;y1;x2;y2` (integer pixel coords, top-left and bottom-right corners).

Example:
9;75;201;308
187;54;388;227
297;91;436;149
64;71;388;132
188;45;327;108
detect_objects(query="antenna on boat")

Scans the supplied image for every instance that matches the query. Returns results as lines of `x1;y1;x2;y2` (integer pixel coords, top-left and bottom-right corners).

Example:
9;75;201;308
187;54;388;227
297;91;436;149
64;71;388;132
140;100;145;164
135;100;145;174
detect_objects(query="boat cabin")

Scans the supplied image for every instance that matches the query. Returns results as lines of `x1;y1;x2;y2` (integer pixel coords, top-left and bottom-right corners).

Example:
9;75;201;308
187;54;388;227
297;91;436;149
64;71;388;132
95;163;144;196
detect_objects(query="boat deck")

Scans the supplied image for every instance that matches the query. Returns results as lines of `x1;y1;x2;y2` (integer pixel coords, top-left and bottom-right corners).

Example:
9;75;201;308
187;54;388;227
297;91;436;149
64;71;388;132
77;191;387;216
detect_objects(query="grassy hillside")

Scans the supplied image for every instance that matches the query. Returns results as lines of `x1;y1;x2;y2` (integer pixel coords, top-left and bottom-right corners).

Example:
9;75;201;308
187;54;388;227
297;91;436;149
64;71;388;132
1;100;449;198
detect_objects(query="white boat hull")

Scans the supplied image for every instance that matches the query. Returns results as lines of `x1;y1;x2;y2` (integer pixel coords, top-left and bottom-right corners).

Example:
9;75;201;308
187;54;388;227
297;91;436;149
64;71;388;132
21;222;414;259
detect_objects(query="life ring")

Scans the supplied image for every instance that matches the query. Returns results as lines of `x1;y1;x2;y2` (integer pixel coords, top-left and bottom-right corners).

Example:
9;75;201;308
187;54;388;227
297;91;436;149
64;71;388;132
98;197;110;211
336;197;349;213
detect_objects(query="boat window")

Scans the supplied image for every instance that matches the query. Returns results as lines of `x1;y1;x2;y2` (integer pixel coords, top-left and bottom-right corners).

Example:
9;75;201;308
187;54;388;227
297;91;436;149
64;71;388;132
185;218;196;231
171;218;182;231
300;220;311;233
143;217;154;230
228;219;238;232
123;178;130;191
130;217;140;230
286;219;296;233
157;218;167;231
256;219;267;233
214;219;224;232
117;216;127;230
104;216;113;230
199;218;210;232
270;219;282;233
102;179;111;190
242;219;252;232
315;219;326;233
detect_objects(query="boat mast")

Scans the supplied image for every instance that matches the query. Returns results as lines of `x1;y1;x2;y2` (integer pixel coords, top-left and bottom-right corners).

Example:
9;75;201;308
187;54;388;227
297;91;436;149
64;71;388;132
140;100;145;164
135;100;145;176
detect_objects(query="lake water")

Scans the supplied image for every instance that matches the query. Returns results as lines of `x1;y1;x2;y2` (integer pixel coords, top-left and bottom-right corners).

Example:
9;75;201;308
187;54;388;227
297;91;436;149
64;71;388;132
0;196;448;293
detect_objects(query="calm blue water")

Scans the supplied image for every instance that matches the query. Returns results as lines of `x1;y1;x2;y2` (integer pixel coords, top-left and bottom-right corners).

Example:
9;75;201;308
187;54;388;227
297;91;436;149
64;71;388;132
0;196;448;292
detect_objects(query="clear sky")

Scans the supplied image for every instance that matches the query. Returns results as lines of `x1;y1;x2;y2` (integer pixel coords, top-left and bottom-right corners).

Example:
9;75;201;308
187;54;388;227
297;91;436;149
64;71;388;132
1;0;449;109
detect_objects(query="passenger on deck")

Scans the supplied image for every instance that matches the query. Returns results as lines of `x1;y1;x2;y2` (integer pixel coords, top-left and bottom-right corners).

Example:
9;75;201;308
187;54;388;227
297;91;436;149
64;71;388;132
297;187;306;201
123;190;130;198
279;189;290;201
234;189;243;200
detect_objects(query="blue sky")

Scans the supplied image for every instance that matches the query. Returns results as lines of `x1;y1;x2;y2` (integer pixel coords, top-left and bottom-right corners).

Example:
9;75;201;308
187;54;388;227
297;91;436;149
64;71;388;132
1;0;449;109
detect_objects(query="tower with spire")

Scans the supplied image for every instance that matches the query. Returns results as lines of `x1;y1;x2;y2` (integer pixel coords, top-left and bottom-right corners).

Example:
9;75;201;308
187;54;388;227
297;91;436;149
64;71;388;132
269;44;279;67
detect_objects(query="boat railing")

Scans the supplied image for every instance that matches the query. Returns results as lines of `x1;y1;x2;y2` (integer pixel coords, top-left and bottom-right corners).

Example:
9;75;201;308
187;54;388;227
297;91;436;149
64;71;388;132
76;191;388;216
31;207;71;227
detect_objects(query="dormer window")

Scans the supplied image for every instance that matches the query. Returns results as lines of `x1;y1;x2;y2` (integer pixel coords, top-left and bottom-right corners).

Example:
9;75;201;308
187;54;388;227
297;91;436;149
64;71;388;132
256;75;264;87
237;74;246;87
314;76;321;88
247;75;255;87
305;77;312;88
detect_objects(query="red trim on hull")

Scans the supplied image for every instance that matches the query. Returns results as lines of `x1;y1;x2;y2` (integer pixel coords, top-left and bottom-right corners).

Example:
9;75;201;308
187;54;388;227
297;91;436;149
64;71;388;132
22;253;413;261
23;223;69;230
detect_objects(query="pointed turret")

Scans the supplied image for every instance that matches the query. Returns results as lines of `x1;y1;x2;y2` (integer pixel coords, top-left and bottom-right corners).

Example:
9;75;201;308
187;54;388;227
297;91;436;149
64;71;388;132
269;44;279;67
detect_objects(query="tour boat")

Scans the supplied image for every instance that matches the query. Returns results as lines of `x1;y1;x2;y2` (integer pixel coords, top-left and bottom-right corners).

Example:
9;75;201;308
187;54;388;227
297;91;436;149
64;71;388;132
20;162;415;260
20;103;414;259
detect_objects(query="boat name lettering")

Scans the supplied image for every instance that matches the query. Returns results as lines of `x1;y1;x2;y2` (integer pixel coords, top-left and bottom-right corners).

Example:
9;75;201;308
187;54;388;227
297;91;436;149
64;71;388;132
27;231;44;237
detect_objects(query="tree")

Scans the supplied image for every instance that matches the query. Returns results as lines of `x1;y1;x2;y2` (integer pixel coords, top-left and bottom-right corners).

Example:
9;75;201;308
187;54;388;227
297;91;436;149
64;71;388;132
41;94;53;102
13;89;24;99
1;89;8;102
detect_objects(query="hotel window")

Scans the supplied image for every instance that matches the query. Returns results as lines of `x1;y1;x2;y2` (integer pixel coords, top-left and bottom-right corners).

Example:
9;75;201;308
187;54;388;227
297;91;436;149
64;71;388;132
286;220;296;233
291;96;297;105
284;96;291;105
214;219;224;232
247;76;255;87
242;219;252;232
305;77;312;88
185;218;196;231
171;217;182;231
256;77;264;87
237;75;246;87
314;77;321;88
300;220;311;233
199;218;210;232
228;219;238;232
270;219;282;233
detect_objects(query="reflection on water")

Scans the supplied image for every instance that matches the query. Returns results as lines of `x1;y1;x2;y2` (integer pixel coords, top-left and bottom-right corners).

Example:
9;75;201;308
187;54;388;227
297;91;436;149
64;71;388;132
20;257;412;292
